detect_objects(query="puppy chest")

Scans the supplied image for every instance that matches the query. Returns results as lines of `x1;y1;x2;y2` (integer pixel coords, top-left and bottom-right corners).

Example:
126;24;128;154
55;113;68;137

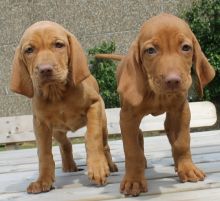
47;110;87;132
142;94;186;115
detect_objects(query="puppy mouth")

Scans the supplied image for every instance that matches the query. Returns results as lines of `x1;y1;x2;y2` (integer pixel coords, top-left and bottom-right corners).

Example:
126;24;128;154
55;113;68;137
34;73;68;88
36;68;69;86
34;63;68;84
164;88;184;94
150;79;187;95
35;73;54;86
40;75;55;83
148;73;191;95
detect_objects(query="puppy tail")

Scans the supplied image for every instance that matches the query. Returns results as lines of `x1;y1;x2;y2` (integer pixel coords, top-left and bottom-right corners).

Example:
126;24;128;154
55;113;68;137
95;54;124;61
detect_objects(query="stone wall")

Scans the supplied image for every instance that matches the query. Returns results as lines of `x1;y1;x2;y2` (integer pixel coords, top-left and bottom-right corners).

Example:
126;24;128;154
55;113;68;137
0;0;194;116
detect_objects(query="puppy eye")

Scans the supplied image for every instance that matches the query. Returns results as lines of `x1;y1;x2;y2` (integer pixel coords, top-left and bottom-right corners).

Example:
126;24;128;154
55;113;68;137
24;46;34;54
145;47;157;55
55;42;65;48
182;44;192;52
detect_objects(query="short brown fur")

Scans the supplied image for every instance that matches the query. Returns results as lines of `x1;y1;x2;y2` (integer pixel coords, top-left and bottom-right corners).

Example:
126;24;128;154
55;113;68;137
10;21;117;194
116;14;215;196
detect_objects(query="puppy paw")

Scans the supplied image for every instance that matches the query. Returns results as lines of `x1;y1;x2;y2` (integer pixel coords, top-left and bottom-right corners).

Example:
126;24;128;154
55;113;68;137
120;176;148;196
87;157;110;185
144;156;148;169
62;161;78;172
27;179;54;194
109;162;118;172
177;160;206;182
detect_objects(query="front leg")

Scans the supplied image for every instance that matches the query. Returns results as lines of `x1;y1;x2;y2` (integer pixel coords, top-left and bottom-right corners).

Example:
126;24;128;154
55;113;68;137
165;101;205;182
120;109;147;196
27;116;55;194
53;131;78;172
85;100;110;185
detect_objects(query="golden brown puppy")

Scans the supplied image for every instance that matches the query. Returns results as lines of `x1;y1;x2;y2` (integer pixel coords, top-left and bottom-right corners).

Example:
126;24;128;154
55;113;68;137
97;13;215;196
10;21;117;194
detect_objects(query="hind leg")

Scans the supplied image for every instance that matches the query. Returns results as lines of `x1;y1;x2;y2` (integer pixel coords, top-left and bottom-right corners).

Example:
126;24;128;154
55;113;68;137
138;129;147;168
102;117;118;172
53;131;78;172
101;100;118;172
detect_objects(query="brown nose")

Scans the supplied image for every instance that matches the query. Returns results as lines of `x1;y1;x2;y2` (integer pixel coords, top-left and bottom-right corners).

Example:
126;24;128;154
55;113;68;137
38;64;53;76
165;73;181;90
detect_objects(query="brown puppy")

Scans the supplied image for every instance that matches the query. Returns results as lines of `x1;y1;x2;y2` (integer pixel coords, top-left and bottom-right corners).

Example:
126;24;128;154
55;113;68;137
10;21;117;194
97;13;215;196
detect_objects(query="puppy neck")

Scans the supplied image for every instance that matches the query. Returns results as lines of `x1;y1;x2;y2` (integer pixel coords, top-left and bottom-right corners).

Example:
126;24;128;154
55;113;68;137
35;81;68;102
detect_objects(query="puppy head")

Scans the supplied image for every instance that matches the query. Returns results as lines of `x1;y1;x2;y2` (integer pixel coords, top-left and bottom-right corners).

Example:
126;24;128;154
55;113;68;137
10;21;90;98
139;13;215;96
118;13;215;106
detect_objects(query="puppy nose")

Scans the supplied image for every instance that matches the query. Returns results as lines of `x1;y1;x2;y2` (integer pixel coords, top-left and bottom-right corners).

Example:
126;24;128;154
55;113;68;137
38;64;53;76
165;73;181;89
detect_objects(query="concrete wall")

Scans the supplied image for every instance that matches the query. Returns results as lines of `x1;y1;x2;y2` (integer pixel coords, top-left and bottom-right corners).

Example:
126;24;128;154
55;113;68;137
0;0;194;116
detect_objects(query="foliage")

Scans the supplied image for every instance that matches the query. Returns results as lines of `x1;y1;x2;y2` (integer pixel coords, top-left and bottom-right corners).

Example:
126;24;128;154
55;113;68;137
182;0;220;101
88;42;120;108
88;0;220;105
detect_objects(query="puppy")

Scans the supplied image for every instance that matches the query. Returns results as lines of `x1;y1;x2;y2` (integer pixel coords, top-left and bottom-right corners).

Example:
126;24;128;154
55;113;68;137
10;21;117;194
96;13;215;196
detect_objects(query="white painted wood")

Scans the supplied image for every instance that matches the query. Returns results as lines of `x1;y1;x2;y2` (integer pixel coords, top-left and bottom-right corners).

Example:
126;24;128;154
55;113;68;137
0;148;219;175
106;188;220;201
0;131;219;201
0;131;220;169
0;130;219;161
0;143;219;168
0;101;217;144
0;156;219;191
1;172;220;201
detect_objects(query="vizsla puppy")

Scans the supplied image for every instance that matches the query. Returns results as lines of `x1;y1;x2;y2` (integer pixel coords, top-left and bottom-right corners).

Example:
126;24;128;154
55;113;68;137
10;21;117;194
97;13;215;196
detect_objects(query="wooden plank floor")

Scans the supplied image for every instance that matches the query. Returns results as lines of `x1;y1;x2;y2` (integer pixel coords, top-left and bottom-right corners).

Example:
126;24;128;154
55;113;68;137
0;130;220;201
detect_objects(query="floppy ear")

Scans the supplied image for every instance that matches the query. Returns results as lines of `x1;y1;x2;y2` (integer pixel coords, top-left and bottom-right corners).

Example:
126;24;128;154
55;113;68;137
10;47;33;98
67;33;90;85
117;41;146;106
193;36;215;97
